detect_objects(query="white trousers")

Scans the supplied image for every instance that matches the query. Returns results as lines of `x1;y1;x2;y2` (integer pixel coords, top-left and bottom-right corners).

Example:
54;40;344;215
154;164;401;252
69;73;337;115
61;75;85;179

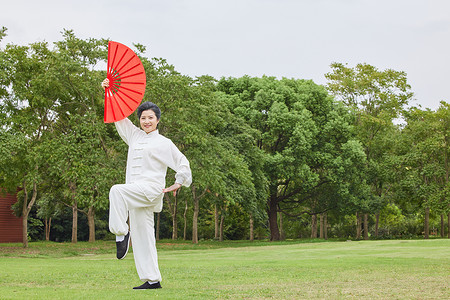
109;183;162;282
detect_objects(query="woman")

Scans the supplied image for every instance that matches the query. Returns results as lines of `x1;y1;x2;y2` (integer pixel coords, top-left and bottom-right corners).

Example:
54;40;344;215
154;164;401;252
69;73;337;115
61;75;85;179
102;79;192;290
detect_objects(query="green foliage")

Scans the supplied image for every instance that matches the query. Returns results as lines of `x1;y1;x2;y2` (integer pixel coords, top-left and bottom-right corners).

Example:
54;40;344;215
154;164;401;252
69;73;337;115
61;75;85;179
0;26;7;42
397;102;450;216
0;30;114;243
325;62;413;118
379;203;406;234
217;76;368;239
43;111;123;211
325;62;415;228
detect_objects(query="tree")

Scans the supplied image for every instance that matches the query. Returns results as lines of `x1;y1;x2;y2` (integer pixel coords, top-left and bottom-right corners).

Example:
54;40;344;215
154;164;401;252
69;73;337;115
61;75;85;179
138;57;226;243
325;62;414;238
399;103;450;238
0;29;123;244
139;55;262;242
434;102;450;238
0;37;60;247
37;31;114;243
217;76;367;240
43;110;122;242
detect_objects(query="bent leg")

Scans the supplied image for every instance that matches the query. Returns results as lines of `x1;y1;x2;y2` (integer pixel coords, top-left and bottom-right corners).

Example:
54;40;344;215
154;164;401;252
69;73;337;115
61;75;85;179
109;184;150;236
129;207;162;282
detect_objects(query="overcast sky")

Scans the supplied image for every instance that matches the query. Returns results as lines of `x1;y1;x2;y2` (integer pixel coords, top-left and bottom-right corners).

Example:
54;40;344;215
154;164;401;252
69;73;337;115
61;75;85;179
1;0;449;110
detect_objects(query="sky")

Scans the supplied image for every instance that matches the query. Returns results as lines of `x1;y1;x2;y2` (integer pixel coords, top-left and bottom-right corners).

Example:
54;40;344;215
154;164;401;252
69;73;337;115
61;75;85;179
1;0;449;111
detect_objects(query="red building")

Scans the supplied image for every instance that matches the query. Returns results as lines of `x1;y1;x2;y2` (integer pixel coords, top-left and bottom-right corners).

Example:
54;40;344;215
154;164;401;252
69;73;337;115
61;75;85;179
0;189;22;243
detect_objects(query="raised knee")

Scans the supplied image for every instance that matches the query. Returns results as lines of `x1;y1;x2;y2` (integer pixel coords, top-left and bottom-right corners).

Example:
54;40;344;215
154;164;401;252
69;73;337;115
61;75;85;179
109;185;121;198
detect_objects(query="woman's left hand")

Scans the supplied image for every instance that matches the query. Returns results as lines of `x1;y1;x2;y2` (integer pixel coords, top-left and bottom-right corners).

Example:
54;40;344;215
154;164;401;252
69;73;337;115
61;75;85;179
163;183;182;197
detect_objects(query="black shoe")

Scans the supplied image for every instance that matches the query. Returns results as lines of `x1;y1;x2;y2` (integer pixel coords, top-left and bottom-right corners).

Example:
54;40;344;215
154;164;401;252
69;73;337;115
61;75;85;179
133;282;162;290
116;232;130;260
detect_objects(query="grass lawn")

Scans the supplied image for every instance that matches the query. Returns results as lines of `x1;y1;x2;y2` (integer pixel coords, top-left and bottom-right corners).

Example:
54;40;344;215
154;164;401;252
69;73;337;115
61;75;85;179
0;239;448;299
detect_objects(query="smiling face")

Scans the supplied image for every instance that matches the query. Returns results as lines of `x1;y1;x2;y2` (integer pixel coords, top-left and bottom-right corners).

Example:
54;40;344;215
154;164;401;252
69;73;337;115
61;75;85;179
140;109;159;133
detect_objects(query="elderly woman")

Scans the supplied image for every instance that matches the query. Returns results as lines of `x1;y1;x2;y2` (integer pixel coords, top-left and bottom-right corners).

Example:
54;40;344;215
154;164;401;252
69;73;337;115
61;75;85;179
102;79;192;290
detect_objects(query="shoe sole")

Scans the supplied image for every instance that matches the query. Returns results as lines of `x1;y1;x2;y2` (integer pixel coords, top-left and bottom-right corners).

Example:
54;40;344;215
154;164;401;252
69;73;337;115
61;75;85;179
118;234;131;260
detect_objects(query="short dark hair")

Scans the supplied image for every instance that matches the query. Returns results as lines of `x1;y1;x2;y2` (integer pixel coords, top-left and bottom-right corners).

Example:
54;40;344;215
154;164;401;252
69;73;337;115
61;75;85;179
137;101;161;120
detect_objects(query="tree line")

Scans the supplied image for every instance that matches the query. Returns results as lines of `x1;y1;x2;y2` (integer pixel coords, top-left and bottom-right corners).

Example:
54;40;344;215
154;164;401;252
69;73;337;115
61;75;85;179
0;29;448;247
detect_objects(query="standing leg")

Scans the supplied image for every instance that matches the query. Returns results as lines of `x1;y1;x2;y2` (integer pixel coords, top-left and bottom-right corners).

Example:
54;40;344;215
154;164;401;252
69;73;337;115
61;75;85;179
129;207;162;283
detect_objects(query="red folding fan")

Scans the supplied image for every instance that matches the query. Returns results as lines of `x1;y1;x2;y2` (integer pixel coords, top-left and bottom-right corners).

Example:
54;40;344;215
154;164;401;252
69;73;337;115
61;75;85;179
104;41;146;123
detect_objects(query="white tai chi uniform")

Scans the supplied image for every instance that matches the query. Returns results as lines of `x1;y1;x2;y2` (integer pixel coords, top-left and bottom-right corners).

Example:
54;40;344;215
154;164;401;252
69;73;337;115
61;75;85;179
109;118;192;283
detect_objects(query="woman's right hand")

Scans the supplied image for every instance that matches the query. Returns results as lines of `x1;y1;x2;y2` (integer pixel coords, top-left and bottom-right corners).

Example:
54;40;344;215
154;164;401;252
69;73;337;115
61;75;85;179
101;78;110;89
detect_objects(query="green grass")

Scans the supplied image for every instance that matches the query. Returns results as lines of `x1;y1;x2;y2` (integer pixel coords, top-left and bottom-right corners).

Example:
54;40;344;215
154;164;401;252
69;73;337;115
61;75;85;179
0;239;449;299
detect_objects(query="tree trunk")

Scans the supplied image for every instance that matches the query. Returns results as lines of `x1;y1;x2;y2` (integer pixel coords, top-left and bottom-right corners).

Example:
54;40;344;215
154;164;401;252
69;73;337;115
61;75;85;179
249;213;254;241
172;195;178;240
87;206;95;242
22;207;28;248
69;181;78;244
22;183;29;248
191;186;199;244
448;212;450;239
319;213;324;239
214;204;219;240
72;199;78;243
164;193;178;240
44;217;51;241
364;213;369;240
22;181;38;248
311;214;317;238
268;196;280;241
279;212;285;240
324;213;328;240
445;137;449;238
441;214;445;238
424;207;430;239
356;212;362;239
183;197;188;240
156;213;160;241
219;213;224;242
375;213;380;237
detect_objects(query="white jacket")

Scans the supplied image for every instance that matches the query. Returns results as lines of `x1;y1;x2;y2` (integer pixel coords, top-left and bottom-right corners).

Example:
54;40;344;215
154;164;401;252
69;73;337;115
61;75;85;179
115;118;192;212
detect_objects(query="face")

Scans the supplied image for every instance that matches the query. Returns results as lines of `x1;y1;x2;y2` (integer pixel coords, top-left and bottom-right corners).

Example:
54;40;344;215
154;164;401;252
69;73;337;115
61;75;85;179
140;109;159;133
